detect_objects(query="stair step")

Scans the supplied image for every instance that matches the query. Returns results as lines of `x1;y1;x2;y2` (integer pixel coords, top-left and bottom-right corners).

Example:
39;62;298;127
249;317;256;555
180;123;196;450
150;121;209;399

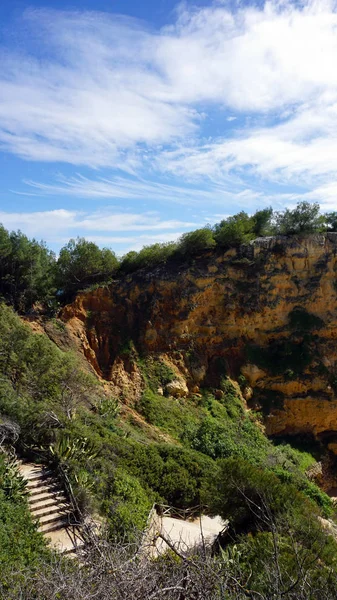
34;506;70;525
29;492;67;507
26;477;58;490
39;518;69;534
31;502;70;519
28;482;62;496
24;469;53;482
18;461;83;548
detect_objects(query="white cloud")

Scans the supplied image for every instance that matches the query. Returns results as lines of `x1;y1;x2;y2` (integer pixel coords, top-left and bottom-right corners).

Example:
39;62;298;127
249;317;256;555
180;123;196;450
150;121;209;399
157;1;337;110
18;174;230;206
0;10;197;167
2;1;337;208
0;208;197;243
87;232;188;252
153;94;337;189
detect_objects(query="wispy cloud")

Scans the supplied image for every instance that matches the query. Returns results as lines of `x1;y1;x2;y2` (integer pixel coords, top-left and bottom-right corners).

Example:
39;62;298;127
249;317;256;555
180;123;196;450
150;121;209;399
17;174;230;206
15;173;271;212
0;208;197;244
1;0;337;239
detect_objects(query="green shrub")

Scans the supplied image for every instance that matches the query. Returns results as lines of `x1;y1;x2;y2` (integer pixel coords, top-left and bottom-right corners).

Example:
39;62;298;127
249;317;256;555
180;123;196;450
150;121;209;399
138;357;175;392
274;201;325;235
177;227;215;256
119;242;177;273
106;469;153;541
214;211;255;247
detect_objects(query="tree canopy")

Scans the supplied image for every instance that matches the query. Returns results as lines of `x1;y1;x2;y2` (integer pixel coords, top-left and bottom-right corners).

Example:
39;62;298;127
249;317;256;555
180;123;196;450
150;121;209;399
56;237;119;299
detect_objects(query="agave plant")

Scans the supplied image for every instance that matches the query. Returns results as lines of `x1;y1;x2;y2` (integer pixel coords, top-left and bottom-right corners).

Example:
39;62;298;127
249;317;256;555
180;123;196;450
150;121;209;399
49;434;99;464
96;397;120;420
3;458;28;500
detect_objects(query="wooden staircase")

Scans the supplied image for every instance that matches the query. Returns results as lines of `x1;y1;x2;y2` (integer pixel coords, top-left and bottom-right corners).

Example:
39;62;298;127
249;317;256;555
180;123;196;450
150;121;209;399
19;462;85;555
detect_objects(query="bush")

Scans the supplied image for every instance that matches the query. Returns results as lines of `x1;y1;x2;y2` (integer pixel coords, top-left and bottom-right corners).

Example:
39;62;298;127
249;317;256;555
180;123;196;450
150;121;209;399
177;227;215;257
106;469;153;541
119;242;177;274
206;457;323;533
274;201;324;235
214;211;254;247
0;226;56;312
138;357;175;392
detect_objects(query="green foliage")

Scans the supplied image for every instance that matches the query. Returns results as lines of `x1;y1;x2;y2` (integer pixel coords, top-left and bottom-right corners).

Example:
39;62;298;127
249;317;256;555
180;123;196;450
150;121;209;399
214;211;255;247
187;412;269;464
106;469;153;541
207;457;322;532
251;207;274;237
96;397;120;421
177;227;216;256
49;433;99;464
326;211;337;232
0;304;332;553
1;457;28;501
136;388;200;439
234;529;337;598
119;242;177;273
0;226;56;312
206;457;337;598
0;203;334;305
219;376;237;395
138;356;175;392
0;303;103;447
56;237;118;299
274;201;325;235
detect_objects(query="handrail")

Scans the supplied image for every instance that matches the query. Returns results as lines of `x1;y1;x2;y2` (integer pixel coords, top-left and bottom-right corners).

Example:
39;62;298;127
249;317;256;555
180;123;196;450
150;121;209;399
56;462;82;522
155;503;208;521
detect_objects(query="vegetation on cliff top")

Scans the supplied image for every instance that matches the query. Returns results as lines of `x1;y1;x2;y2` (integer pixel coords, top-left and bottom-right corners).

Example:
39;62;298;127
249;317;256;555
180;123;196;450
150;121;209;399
1;201;337;310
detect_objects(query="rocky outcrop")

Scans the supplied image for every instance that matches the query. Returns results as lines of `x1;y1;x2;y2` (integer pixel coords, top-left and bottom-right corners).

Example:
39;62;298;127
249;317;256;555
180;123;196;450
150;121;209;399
61;234;337;451
165;379;189;398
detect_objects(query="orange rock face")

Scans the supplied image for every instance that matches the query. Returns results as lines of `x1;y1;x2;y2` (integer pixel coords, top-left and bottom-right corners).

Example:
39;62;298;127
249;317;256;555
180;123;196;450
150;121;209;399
61;234;337;448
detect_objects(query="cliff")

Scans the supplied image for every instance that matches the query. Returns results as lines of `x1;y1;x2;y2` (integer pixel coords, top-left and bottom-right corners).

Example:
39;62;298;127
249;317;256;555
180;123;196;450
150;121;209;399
61;233;337;454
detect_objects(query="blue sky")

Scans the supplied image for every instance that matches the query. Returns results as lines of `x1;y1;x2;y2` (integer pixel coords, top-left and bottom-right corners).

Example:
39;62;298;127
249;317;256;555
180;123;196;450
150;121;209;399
1;0;337;254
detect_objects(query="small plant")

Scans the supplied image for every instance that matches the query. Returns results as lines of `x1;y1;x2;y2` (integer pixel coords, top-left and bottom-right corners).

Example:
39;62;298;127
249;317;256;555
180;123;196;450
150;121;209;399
96;397;120;420
219;377;237;395
2;458;28;501
138;357;175;391
237;374;247;389
49;434;99;464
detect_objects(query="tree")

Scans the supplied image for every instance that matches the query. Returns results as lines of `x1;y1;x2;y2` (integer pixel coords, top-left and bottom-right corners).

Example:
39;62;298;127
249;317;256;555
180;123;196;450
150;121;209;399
213;212;255;247
274;202;324;235
178;227;216;257
0;227;56;312
56;238;118;299
252;207;273;237
325;211;337;232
